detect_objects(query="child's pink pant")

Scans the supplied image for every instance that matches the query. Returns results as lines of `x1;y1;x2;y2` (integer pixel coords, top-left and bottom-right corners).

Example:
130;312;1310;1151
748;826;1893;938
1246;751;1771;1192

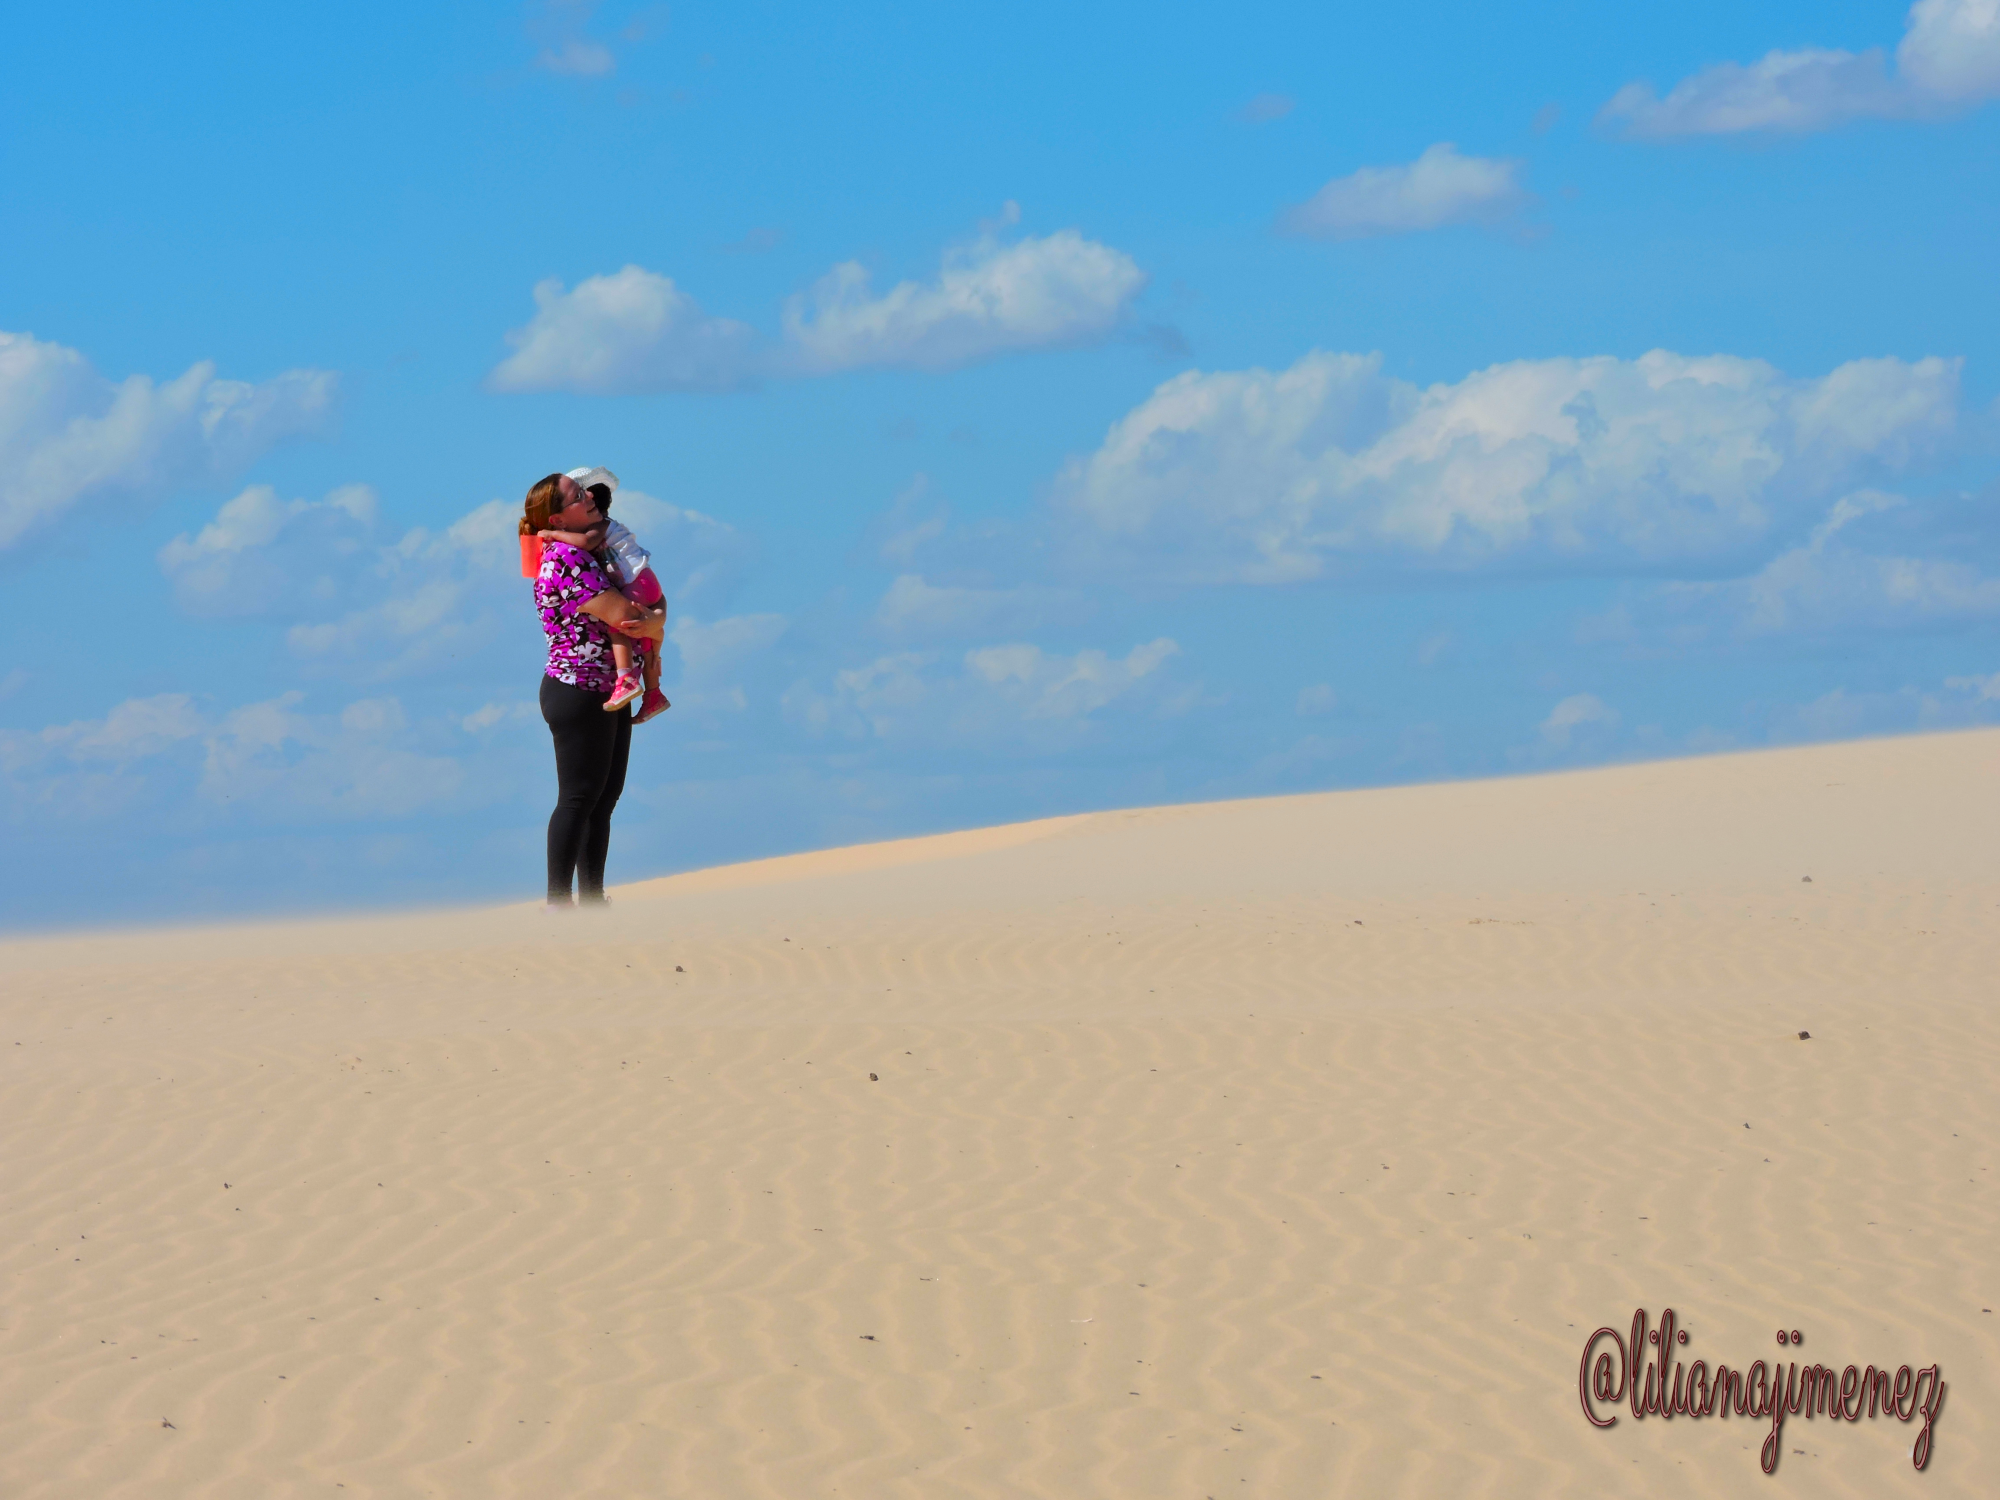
624;567;663;660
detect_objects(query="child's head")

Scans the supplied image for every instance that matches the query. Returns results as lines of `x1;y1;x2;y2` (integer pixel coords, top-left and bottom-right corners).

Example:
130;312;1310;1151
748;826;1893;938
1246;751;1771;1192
565;465;620;513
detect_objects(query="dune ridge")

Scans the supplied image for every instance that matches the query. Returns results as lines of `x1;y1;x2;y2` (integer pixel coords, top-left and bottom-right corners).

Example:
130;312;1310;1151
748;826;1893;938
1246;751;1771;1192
2;730;1995;1497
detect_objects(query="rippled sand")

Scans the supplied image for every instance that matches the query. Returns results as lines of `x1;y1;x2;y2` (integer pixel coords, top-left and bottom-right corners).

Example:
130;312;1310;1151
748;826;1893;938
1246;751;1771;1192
3;731;1995;1498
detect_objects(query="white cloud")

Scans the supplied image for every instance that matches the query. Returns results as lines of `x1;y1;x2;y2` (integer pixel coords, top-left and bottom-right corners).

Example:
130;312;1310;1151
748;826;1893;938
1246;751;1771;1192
783;637;1179;745
1281;143;1528;239
461;700;537;733
1945;669;2000;700
528;0;618;76
1295;683;1336;715
782;652;932;740
5;693;206;768
159;483;376;612
783;222;1147;373
156;484;515;676
1;689;464;823
1902;0;2000;98
1239;92;1295;123
0;693;207;820
610;489;752;612
964;638;1179;719
1660;489;2000;634
198;693;464;819
537;38;615;75
488;215;1148;393
1053;349;1960;584
669;613;789;681
1768;669;2000;742
1600;0;2000;138
874;574;1067;640
876;473;948;565
0;330;336;548
157;481;747;681
489;266;760;394
288;578;476;667
1539;692;1617;748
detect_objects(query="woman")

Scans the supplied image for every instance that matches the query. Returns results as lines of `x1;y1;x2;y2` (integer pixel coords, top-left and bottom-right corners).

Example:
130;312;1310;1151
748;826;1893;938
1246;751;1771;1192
522;472;665;907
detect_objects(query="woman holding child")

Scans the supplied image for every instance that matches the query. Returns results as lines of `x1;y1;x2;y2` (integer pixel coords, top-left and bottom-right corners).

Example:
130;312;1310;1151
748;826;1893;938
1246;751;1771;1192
520;469;667;908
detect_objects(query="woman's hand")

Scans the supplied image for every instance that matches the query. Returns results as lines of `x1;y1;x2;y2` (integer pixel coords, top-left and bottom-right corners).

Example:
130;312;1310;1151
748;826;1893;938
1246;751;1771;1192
613;606;666;643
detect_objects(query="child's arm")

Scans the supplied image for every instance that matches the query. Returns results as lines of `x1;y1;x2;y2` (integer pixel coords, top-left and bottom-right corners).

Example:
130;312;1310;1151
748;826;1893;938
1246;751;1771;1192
538;523;607;550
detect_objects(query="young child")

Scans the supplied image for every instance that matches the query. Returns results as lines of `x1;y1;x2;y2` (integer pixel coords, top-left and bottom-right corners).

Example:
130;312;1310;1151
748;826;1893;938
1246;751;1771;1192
540;466;671;724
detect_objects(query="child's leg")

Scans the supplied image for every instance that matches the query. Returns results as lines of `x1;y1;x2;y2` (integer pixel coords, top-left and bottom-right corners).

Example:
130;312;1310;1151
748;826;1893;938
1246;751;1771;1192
642;642;660;695
614;574;658;683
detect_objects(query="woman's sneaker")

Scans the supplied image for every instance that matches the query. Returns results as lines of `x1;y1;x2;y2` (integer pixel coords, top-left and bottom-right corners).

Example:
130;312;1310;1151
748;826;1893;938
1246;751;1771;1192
605;670;643;710
634;689;671;724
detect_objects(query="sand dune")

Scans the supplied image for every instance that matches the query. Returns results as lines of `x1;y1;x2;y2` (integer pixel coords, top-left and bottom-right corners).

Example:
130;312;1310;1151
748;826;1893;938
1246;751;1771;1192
2;730;1994;1497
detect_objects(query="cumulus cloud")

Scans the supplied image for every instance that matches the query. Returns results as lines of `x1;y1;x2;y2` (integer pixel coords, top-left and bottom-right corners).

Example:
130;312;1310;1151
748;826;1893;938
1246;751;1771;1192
1239;92;1296;123
461;699;538;733
1;689;463;823
159;483;377;613
1282;143;1528;239
489;213;1148;393
782;219;1147;373
668;613;789;710
0;693;207;820
528;0;618;76
1600;0;2000;138
0;330;336;548
874;574;1072;640
873;472;950;566
613;488;755;612
1767;668;2000;742
489;266;760;393
1945;669;2000;700
199;692;464;819
4;693;206;768
1648;489;2000;635
537;37;614;75
964;638;1179;718
1902;0;2000;97
160;488;523;678
783;637;1179;746
1539;692;1618;749
1052;348;1961;584
157;480;748;681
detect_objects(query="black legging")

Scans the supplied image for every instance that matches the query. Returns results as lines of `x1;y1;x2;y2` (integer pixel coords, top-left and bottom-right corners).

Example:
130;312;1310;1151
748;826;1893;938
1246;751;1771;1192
540;676;632;903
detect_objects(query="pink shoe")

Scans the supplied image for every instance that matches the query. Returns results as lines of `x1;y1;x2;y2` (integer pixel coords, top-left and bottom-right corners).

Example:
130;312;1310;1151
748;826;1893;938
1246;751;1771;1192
604;670;643;711
634;688;671;724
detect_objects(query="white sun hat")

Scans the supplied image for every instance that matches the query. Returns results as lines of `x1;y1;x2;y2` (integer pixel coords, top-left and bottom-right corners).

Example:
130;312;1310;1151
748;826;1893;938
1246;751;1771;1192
565;465;620;494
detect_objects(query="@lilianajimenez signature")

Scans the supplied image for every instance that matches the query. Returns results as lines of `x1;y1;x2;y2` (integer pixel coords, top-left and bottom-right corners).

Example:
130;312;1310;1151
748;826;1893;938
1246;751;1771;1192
1579;1308;1945;1474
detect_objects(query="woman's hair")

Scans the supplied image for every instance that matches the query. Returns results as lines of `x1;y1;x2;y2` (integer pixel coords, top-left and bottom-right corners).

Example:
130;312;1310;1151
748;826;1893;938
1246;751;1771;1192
522;473;566;536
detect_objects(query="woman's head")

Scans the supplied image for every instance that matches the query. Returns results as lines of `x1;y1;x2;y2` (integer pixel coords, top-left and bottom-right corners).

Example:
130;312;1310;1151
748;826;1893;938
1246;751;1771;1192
522;472;602;535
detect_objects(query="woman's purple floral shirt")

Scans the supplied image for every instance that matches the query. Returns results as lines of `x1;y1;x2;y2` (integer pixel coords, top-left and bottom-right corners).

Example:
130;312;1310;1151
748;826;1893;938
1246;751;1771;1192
535;541;617;692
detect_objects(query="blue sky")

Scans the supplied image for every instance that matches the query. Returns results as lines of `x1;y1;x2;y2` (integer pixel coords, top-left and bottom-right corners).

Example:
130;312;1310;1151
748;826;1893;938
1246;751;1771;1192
4;0;1998;929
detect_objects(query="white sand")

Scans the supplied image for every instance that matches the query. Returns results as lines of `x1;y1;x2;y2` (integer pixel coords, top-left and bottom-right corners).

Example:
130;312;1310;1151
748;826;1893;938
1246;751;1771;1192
2;730;1994;1497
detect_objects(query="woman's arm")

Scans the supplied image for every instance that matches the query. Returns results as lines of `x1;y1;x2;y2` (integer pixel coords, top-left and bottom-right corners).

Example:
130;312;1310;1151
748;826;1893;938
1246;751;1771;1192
579;589;666;642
